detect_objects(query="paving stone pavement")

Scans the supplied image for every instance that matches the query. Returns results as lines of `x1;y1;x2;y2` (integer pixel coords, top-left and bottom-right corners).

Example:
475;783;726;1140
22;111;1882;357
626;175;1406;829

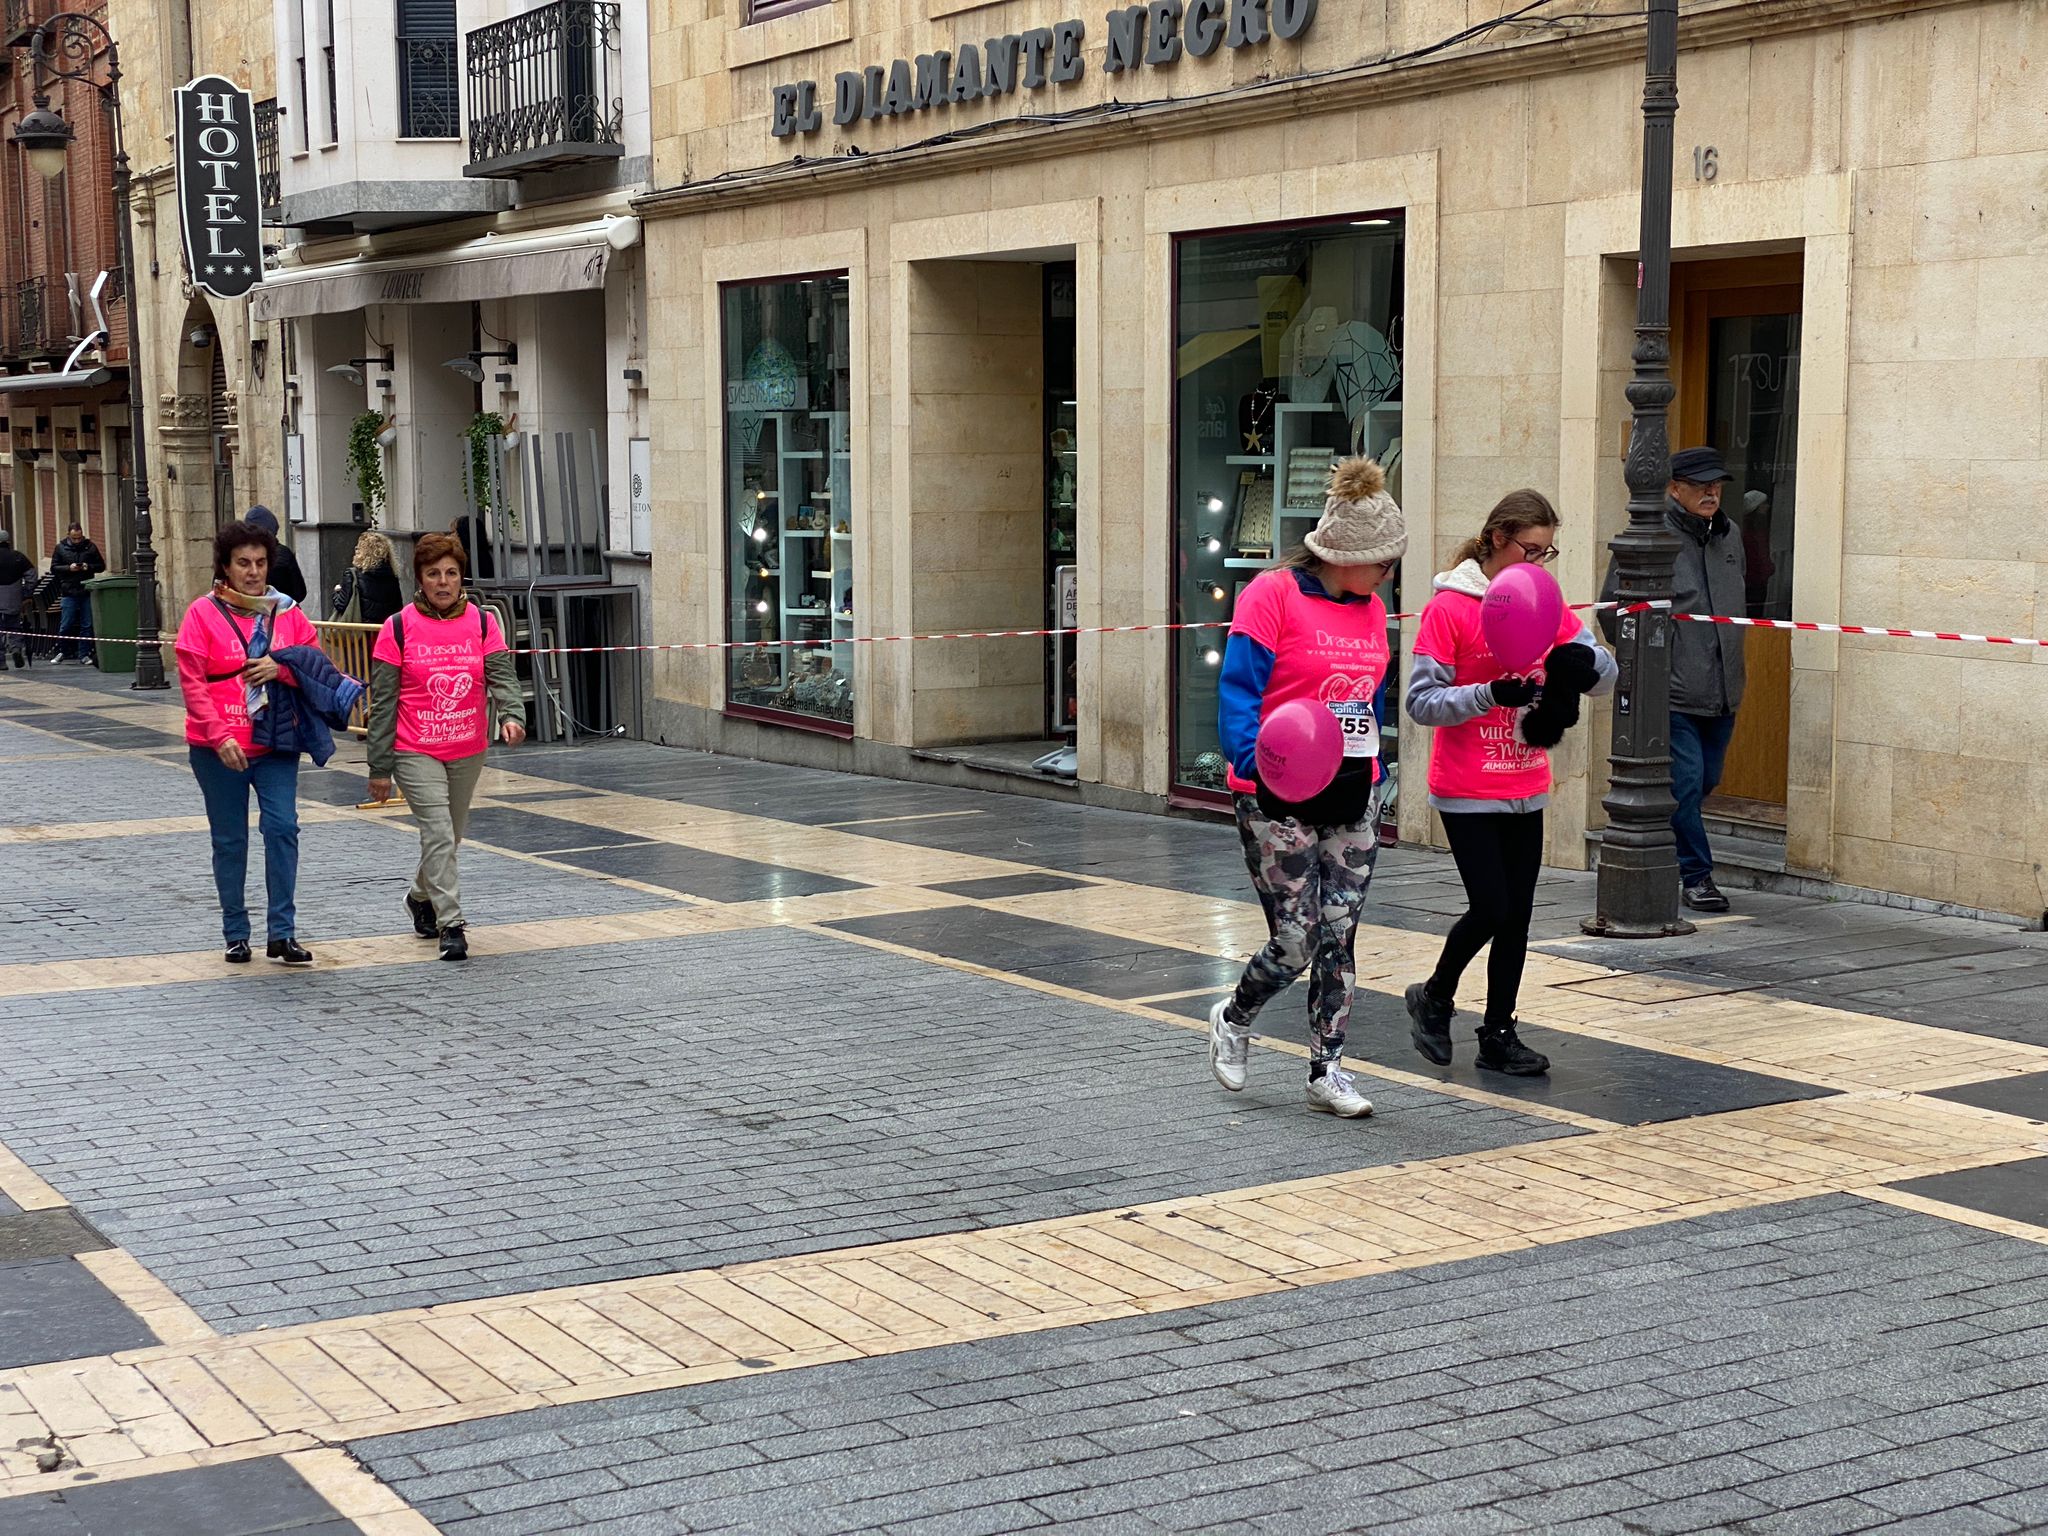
5;818;674;961
351;1197;2048;1535
9;666;2048;1535
0;929;1573;1330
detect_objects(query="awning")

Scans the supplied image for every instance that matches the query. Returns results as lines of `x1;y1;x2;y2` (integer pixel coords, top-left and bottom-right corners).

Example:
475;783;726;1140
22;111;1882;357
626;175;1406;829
0;367;112;396
250;225;623;323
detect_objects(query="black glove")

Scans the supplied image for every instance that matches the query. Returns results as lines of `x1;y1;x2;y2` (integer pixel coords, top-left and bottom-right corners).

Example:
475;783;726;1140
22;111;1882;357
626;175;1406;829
1488;675;1539;709
1543;642;1599;696
1518;686;1582;748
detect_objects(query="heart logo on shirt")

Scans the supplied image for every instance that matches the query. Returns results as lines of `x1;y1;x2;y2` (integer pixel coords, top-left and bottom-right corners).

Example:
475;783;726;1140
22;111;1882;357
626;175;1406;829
1316;671;1378;704
428;671;475;708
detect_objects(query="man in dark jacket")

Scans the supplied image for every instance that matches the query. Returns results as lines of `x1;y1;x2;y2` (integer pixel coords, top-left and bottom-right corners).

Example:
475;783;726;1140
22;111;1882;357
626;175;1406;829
49;521;105;662
0;529;33;668
244;506;308;604
1599;446;1747;913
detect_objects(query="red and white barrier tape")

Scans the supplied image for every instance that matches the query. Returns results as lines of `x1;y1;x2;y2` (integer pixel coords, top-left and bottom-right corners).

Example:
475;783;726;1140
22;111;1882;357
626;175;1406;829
42;602;2048;656
1649;609;2048;648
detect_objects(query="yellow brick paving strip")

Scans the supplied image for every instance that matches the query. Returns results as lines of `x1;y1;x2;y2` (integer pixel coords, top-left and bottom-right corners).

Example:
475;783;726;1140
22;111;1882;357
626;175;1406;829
0;1093;2039;1501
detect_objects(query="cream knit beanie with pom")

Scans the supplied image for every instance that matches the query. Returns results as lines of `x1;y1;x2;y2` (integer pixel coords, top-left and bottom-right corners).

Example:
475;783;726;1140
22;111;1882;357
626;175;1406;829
1305;457;1406;566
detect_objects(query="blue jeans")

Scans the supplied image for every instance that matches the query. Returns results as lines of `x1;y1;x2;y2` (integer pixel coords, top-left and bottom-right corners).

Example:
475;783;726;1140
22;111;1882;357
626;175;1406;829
58;590;93;661
1670;711;1738;886
189;745;302;943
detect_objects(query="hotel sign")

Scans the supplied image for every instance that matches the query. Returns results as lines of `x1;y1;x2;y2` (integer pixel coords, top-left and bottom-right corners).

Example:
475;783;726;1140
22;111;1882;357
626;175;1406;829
174;76;264;301
771;0;1317;137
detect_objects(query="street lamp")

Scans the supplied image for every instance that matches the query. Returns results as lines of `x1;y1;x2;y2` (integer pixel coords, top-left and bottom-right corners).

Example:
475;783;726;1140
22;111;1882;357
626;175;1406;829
10;14;169;690
1585;0;1689;937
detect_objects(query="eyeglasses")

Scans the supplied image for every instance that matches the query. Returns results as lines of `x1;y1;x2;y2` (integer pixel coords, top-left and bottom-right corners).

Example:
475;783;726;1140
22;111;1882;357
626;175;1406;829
1509;538;1559;565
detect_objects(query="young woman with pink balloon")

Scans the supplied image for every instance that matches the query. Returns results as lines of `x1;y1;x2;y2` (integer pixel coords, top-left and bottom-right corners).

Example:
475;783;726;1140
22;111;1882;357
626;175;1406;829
1209;457;1403;1120
1402;490;1616;1075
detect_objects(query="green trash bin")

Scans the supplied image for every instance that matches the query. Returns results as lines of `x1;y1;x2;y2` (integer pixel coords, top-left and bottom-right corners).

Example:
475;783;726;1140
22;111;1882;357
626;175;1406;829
85;574;139;676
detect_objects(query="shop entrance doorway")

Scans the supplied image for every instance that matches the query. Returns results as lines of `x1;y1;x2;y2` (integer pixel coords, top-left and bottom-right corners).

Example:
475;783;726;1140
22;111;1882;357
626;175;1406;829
1671;253;1802;826
904;250;1079;780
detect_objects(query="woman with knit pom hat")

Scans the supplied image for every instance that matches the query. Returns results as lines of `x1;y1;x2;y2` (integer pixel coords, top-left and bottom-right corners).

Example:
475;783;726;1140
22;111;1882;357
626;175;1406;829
1208;457;1403;1119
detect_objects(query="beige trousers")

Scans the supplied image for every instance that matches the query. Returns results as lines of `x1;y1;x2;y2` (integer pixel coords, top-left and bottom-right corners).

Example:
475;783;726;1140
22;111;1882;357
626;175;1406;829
393;750;486;929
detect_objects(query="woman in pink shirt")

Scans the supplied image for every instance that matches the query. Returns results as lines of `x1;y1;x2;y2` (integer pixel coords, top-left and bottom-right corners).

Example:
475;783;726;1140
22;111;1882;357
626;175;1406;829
176;520;323;965
1207;458;1404;1120
365;532;525;961
1403;491;1615;1076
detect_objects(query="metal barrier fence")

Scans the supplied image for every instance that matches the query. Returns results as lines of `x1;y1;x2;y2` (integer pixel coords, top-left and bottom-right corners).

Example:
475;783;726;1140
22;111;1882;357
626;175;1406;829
312;620;379;733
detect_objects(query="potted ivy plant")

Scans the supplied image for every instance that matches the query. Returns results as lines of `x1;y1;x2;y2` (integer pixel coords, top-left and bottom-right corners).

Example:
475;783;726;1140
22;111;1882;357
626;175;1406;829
463;411;506;513
347;410;388;526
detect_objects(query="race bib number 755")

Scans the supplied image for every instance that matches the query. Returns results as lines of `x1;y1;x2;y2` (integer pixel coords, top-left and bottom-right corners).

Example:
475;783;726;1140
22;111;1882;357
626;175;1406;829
1328;700;1380;758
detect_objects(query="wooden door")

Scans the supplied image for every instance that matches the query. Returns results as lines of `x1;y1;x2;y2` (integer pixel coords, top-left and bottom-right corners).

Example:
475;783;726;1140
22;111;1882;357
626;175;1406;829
1671;259;1802;813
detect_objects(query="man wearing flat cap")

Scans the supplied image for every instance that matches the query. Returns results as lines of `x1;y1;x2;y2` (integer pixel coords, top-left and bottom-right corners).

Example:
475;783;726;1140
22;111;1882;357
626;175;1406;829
1600;445;1747;913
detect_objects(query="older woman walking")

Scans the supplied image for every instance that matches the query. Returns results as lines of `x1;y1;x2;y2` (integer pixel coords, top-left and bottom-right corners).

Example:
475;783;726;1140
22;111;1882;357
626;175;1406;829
176;520;337;965
366;532;524;961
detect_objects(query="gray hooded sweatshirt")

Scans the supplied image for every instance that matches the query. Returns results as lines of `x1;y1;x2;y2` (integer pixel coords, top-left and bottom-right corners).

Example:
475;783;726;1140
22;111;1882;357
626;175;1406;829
1404;558;1618;814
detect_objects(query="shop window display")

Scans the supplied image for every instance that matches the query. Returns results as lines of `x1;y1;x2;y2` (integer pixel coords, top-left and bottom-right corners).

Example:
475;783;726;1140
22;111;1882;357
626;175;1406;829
1172;219;1405;814
723;275;855;727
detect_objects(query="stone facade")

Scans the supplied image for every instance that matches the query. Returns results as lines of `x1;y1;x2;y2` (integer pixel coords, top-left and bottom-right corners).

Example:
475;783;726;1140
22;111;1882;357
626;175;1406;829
644;0;2044;919
107;0;287;611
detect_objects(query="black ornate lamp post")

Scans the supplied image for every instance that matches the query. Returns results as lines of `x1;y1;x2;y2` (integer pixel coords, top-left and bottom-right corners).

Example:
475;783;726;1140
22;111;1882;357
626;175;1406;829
1585;0;1689;937
11;13;169;690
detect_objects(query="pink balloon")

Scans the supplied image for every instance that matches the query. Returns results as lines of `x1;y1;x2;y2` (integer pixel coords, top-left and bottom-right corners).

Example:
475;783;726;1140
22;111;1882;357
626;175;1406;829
1481;562;1565;673
1256;698;1343;801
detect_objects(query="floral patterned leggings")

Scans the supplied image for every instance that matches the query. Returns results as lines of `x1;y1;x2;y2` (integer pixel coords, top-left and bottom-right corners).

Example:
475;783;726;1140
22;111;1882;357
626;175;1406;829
1225;795;1380;1067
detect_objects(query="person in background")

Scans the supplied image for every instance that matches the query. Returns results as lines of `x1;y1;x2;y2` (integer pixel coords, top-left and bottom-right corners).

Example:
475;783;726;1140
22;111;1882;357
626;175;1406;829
175;520;323;966
1599;445;1747;913
1405;490;1617;1076
366;533;524;962
243;506;307;604
453;514;496;582
0;530;33;668
49;520;104;663
1741;489;1776;618
331;530;405;626
1207;457;1404;1120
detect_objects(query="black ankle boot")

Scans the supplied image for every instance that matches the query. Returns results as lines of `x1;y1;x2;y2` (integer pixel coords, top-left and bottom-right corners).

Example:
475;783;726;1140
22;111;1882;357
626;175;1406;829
406;893;438;939
1476;1021;1549;1076
438;926;468;962
266;938;313;966
224;941;251;964
1405;983;1454;1066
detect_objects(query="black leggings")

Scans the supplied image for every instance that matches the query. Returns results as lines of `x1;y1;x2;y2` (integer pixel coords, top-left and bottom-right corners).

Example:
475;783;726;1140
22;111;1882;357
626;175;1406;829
1428;810;1544;1028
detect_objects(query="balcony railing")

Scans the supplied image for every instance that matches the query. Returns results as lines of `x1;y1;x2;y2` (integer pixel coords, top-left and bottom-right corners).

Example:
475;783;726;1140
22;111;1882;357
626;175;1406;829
2;0;42;45
401;37;461;137
11;277;60;357
253;98;282;220
464;0;624;179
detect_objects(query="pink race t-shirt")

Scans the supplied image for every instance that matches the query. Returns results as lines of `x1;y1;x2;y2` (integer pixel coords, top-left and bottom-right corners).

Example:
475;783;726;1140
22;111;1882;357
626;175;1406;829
1224;569;1390;795
1414;589;1585;801
176;596;320;752
372;605;508;761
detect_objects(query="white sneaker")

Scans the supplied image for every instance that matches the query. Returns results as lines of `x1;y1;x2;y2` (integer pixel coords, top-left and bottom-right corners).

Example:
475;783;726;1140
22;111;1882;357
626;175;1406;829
1208;998;1251;1092
1305;1065;1374;1118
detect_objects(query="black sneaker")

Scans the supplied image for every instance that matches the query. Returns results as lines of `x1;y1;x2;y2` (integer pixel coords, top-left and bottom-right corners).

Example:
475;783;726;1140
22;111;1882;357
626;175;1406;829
1476;1022;1550;1076
224;941;252;964
1405;982;1454;1066
438;925;468;962
266;938;314;966
406;893;438;939
1682;876;1731;913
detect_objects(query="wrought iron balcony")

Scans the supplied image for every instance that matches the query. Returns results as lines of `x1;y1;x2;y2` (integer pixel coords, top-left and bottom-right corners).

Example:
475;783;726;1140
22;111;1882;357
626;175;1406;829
11;276;60;357
253;98;282;221
464;0;624;179
2;0;43;46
